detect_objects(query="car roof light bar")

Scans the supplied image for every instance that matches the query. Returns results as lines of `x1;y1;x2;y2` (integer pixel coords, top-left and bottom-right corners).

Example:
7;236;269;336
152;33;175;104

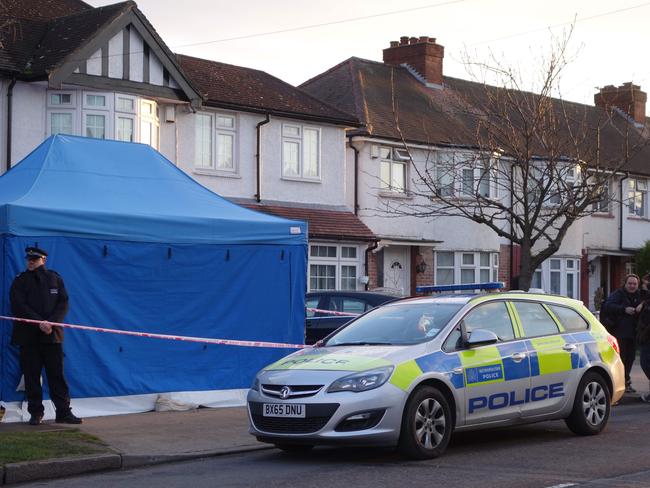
416;282;505;293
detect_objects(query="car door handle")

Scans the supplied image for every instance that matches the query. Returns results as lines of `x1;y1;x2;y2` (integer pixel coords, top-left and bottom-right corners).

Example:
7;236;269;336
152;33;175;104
452;367;463;375
511;352;527;363
562;343;577;352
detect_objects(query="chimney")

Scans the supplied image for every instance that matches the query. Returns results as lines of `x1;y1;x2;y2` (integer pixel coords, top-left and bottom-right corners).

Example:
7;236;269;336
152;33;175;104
383;36;444;86
594;82;647;125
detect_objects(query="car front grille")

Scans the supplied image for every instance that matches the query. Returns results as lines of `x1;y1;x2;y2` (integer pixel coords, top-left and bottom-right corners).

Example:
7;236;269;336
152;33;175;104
249;402;339;434
261;384;324;399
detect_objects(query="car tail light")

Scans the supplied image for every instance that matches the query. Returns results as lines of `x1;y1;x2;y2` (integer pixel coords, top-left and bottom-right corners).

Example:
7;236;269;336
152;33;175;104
607;334;620;354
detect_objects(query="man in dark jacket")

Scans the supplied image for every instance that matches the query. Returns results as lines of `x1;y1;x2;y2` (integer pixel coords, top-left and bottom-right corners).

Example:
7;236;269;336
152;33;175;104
10;247;81;425
602;274;642;393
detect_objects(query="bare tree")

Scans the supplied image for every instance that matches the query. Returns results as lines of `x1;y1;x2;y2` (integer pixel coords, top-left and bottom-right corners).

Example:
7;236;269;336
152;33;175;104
381;29;649;291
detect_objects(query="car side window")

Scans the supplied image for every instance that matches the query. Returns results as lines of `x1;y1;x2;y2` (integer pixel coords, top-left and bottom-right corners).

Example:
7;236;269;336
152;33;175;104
463;301;515;342
442;325;463;352
329;297;366;315
305;297;319;318
548;304;589;332
513;301;560;337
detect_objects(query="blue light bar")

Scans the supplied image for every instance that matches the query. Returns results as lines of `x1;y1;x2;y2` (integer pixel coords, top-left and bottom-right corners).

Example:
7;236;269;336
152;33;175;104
416;282;504;293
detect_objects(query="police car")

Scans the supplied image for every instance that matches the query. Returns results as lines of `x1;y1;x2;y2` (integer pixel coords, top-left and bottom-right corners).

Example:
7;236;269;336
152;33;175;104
247;284;625;459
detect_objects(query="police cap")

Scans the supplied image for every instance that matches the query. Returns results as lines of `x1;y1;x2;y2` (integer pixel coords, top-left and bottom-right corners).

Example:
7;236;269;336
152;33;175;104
25;247;48;259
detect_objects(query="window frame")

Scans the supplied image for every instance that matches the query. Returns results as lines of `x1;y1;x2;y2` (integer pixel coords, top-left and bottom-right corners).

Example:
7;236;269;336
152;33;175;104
308;243;361;291
47;110;76;137
115;114;136;143
628;178;647;218
194;111;238;175
435;251;499;286
282;123;321;181
48;91;76;108
82;110;109;140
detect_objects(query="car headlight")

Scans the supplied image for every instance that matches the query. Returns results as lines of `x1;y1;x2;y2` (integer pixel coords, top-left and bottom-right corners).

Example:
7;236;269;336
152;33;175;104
327;366;394;393
251;377;260;392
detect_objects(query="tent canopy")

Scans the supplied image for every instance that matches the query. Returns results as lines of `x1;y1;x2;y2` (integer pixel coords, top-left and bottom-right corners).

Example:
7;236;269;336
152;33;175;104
0;135;307;244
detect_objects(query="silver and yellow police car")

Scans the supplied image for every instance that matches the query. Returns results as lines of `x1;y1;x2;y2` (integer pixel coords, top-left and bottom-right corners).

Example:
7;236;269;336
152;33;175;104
247;284;625;459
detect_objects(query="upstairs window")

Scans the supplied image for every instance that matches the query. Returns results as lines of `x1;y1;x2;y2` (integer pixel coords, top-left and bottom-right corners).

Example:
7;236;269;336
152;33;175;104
628;178;647;217
82;91;110;140
282;124;320;180
379;147;408;193
592;179;610;213
194;112;238;173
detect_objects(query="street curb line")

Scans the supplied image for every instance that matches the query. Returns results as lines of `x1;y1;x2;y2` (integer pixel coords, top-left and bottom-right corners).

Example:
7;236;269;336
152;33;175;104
3;453;121;485
1;445;273;484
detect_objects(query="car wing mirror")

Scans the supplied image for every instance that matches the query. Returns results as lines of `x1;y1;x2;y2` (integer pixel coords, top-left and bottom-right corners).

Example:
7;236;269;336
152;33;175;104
466;329;499;347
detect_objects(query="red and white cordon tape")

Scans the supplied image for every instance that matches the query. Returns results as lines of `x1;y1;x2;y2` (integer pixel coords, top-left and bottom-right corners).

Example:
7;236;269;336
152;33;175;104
306;308;359;317
0;315;310;349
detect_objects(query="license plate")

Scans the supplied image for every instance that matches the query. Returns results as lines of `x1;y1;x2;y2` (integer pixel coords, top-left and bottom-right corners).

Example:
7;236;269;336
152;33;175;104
263;403;306;418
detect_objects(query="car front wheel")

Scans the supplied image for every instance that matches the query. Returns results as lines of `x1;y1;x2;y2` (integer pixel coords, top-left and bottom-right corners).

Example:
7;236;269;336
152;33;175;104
565;371;611;436
398;385;452;459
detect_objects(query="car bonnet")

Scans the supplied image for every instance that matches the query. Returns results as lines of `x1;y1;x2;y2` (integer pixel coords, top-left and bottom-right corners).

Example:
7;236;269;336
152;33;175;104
263;345;414;373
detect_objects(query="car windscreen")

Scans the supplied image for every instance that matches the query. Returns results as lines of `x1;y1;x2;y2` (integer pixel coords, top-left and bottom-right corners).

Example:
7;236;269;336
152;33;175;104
324;301;464;346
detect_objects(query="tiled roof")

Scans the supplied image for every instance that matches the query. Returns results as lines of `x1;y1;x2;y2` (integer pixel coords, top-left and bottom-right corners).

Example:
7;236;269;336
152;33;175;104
301;57;650;175
176;54;359;126
0;0;131;77
243;204;376;242
4;0;91;20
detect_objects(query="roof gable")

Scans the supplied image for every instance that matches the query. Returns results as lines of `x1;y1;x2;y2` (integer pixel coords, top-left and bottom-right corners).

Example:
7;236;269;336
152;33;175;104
2;1;201;106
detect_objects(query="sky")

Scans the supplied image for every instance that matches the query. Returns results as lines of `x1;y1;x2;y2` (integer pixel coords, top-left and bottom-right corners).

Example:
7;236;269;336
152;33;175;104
86;0;650;113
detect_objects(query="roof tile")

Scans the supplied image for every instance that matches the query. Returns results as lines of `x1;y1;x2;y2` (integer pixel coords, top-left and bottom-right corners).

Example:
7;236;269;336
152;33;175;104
243;204;376;241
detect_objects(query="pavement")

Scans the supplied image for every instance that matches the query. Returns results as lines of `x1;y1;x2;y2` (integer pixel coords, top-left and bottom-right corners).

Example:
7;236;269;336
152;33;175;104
0;365;648;485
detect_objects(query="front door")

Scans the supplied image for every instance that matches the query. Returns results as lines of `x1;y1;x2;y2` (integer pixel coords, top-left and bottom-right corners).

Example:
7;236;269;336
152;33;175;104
383;246;410;295
459;301;531;425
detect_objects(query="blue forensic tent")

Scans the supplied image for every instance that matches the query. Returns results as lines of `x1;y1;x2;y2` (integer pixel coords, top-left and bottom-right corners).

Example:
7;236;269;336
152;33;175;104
0;135;307;420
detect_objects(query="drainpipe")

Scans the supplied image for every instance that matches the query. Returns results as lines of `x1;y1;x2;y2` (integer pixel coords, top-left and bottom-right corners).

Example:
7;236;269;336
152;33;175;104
6;77;16;172
348;135;359;215
364;240;379;291
255;114;270;202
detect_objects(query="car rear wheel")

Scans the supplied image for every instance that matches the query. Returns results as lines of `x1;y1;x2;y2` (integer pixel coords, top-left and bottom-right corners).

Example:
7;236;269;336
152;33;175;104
565;371;611;436
274;443;314;453
398;385;452;459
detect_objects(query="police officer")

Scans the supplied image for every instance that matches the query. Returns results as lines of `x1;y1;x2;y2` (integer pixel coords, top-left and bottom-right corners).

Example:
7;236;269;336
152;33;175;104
10;247;81;425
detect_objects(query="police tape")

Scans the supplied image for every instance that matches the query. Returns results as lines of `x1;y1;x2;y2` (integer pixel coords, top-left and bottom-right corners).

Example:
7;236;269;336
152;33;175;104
0;315;310;349
305;307;359;317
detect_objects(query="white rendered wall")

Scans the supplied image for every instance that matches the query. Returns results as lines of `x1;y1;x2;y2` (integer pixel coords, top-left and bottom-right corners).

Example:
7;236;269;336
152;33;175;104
10;81;46;165
175;112;348;207
108;31;123;79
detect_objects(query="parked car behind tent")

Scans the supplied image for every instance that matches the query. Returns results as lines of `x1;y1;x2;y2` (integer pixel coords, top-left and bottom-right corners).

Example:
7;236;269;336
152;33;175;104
0;135;307;421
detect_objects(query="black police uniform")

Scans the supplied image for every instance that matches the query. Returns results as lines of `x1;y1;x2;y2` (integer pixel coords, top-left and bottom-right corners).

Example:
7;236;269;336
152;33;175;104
10;248;73;421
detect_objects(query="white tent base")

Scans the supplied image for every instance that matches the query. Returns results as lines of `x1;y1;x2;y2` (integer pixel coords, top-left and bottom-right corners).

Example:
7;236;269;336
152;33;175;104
0;388;248;423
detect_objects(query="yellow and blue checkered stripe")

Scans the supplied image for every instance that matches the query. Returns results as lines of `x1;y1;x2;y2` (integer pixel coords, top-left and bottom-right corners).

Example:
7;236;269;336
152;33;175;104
390;330;614;392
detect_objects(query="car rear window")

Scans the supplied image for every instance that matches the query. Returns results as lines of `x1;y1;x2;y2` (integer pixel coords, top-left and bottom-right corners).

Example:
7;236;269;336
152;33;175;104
548;304;589;332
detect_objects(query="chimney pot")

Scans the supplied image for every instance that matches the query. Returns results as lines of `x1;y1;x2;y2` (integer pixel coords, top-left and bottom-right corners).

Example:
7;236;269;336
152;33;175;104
419;36;429;43
400;36;409;45
390;41;399;48
410;37;419;44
